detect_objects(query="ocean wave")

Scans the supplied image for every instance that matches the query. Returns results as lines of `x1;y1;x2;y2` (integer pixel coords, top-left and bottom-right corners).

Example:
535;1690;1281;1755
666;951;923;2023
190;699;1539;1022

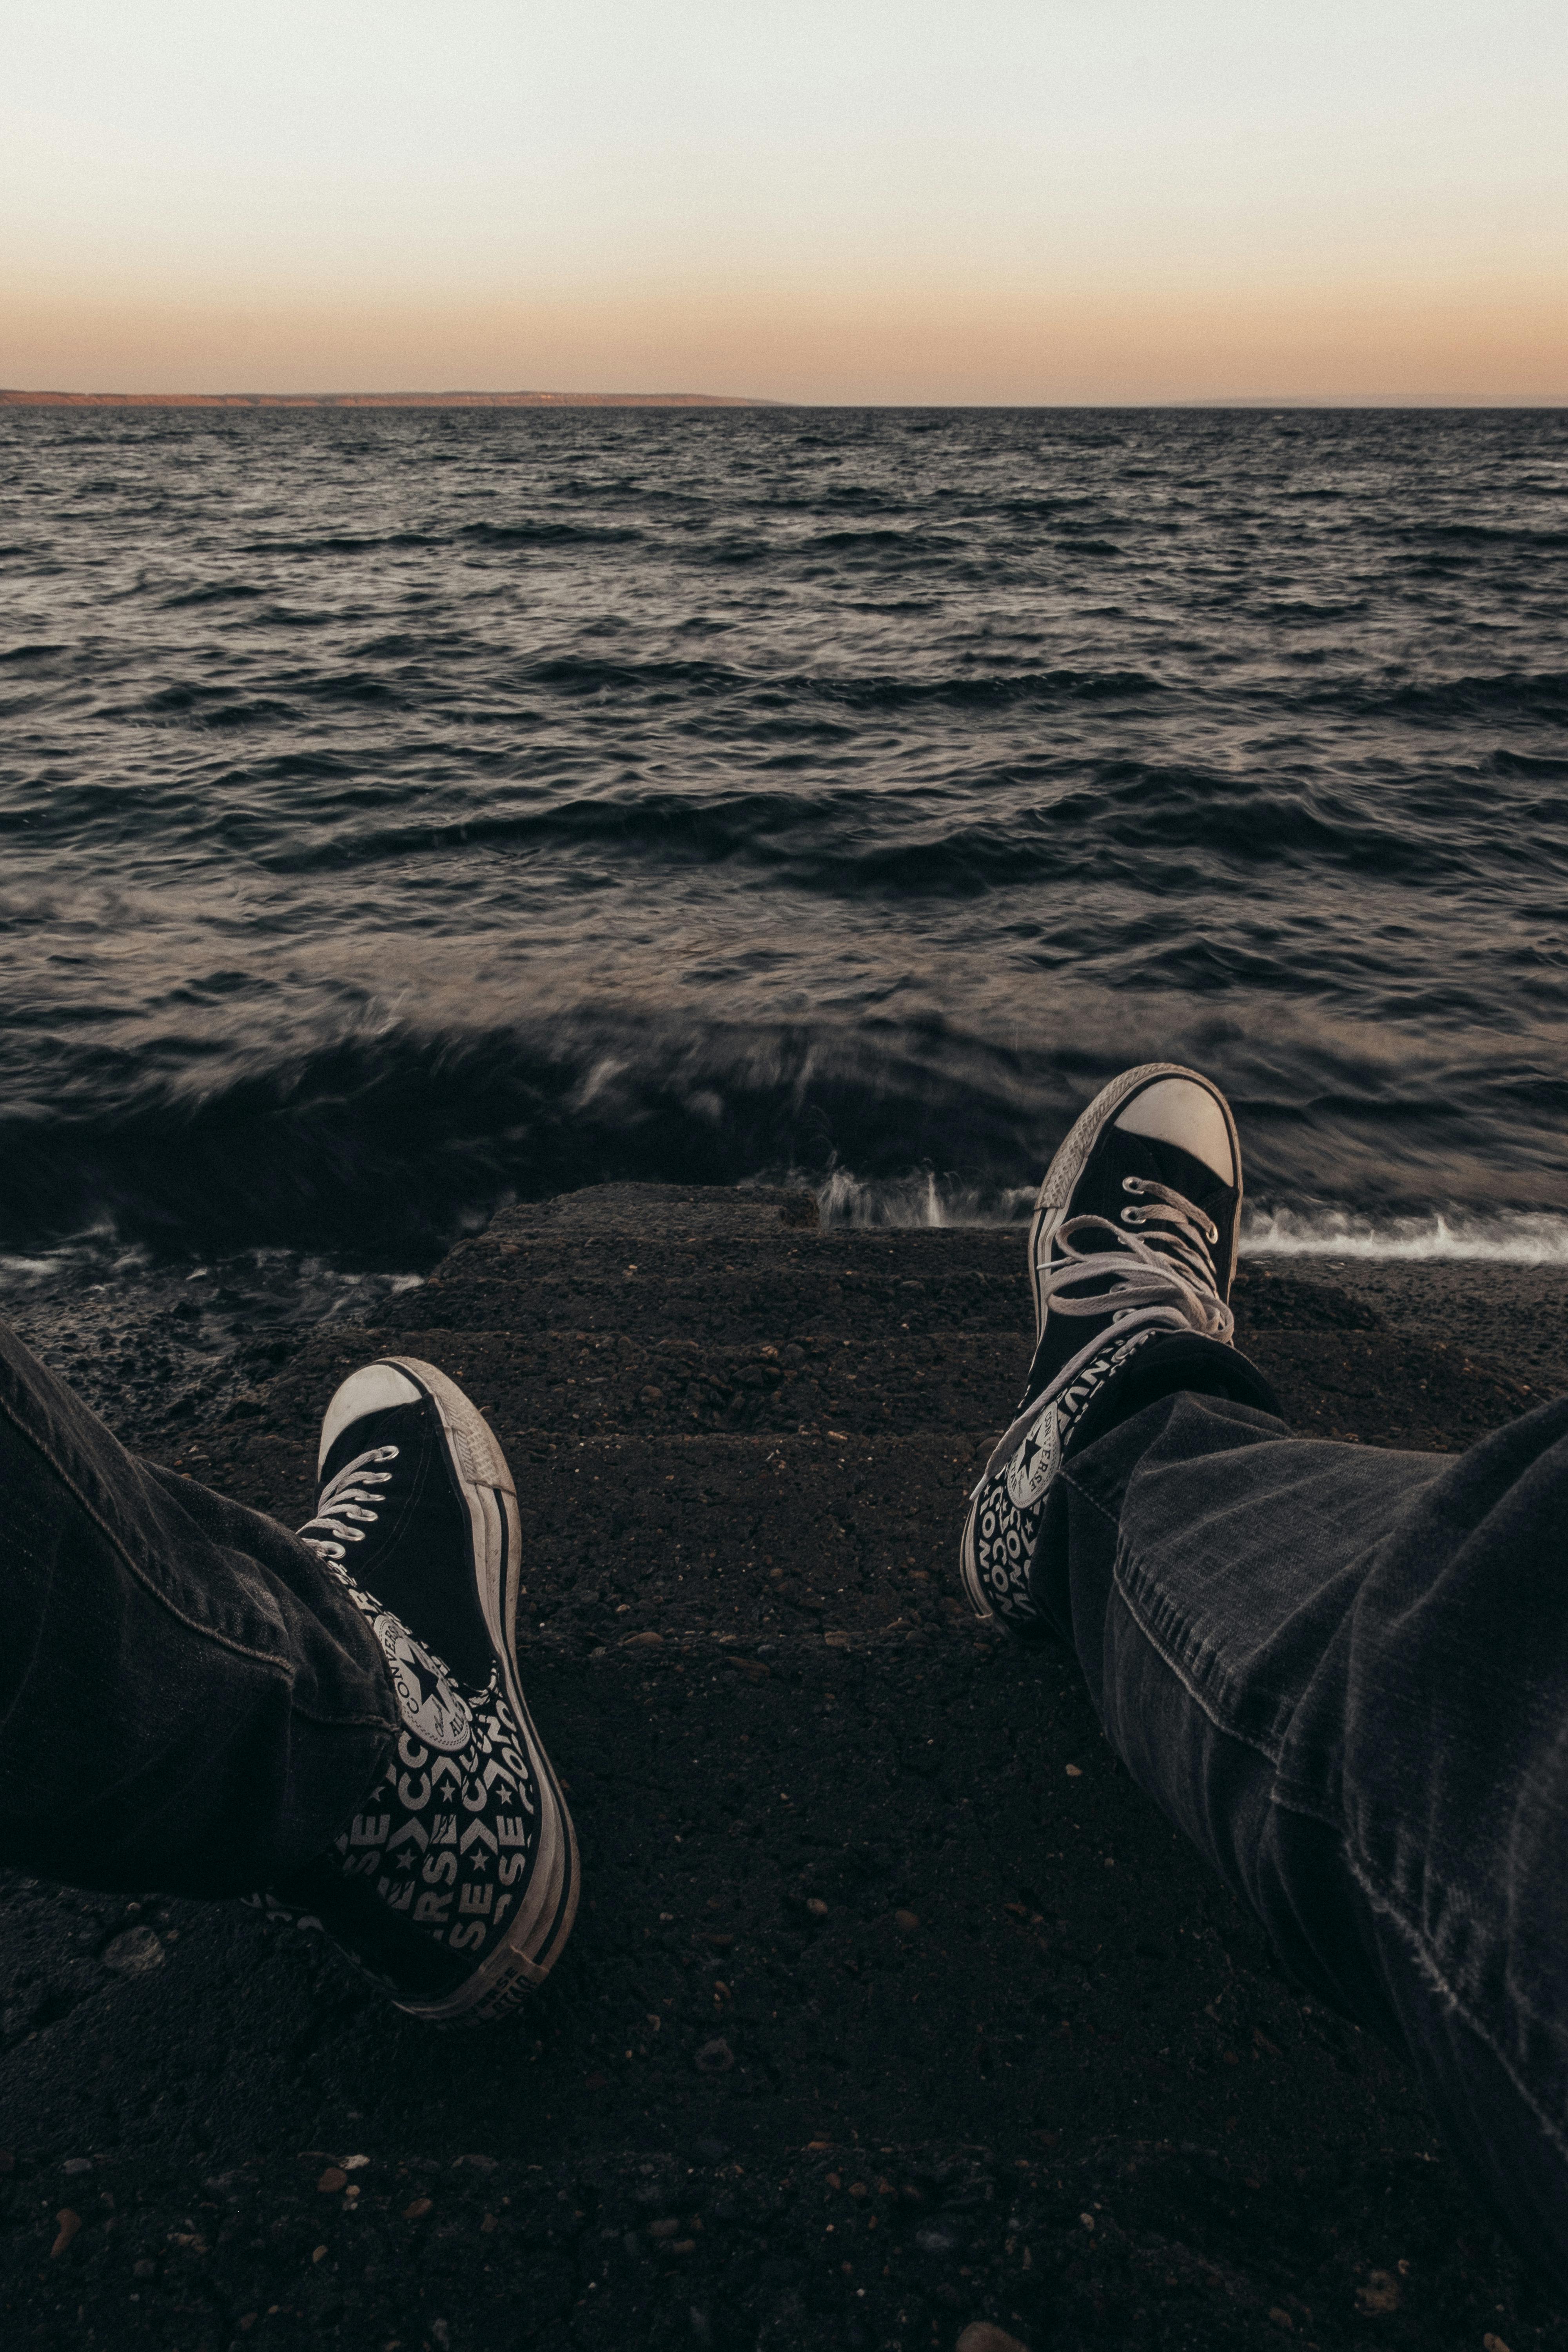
507;653;1169;711
5;991;1567;1268
461;519;643;548
238;531;443;556
198;770;1501;893
161;580;267;609
1414;523;1568;551
0;1014;1053;1260
1341;671;1568;724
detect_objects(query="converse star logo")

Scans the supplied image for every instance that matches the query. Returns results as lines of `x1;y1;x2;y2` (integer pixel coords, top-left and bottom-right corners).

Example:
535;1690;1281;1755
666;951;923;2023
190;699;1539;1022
1007;1399;1060;1507
374;1615;474;1753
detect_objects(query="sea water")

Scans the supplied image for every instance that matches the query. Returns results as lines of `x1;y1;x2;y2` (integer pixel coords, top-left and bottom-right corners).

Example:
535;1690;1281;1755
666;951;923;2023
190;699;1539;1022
4;403;1567;1369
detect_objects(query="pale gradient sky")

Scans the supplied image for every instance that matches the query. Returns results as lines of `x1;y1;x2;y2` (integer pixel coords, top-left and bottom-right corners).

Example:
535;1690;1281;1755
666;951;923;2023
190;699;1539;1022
3;0;1564;403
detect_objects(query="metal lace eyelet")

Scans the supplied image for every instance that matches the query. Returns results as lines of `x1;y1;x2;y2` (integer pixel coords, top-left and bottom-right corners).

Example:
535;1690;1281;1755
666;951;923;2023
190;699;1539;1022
1122;1175;1142;1193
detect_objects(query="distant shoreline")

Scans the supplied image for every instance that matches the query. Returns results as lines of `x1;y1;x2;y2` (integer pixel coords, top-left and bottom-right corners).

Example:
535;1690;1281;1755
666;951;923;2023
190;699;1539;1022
0;388;778;410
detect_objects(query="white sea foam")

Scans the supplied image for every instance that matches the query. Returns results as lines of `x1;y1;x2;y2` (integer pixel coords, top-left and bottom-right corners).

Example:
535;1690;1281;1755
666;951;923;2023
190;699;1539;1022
1240;1209;1568;1265
813;1169;1035;1229
813;1171;1568;1263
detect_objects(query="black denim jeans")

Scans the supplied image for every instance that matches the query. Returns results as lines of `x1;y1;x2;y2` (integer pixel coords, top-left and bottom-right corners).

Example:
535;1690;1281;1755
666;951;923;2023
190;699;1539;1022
2;1315;1565;2283
1046;1371;1568;2291
0;1319;396;1897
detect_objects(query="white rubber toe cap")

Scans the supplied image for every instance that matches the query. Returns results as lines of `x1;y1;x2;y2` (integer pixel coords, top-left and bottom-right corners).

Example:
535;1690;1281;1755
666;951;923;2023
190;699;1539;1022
1114;1076;1235;1183
317;1361;425;1474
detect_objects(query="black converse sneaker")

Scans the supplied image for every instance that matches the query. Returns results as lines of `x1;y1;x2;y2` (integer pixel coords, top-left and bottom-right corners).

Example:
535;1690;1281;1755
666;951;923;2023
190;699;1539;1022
961;1065;1243;1638
256;1357;578;2023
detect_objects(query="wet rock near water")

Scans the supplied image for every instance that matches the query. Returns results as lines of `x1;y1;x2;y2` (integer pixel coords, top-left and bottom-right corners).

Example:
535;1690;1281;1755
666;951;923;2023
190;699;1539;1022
1;1246;428;1456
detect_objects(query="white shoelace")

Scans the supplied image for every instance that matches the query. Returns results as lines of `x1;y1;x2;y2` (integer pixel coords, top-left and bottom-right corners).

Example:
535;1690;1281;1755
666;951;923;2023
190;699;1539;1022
978;1177;1233;1487
298;1445;398;1563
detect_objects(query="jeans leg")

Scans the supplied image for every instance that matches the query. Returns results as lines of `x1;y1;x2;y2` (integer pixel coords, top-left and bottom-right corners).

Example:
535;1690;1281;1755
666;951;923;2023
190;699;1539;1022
0;1319;397;1898
1051;1381;1568;2292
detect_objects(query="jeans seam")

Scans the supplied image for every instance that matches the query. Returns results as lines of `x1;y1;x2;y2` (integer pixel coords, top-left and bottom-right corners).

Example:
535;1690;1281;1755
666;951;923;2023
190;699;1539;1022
1059;1465;1122;1530
1267;1787;1343;1832
1341;1844;1568;2171
0;1382;392;1731
1109;1543;1285;1771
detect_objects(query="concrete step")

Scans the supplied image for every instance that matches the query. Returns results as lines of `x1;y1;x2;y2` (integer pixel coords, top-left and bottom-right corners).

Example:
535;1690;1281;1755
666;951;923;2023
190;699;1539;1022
253;1324;1033;1443
187;1415;993;1644
385;1185;1034;1340
385;1260;1032;1343
483;1180;824;1238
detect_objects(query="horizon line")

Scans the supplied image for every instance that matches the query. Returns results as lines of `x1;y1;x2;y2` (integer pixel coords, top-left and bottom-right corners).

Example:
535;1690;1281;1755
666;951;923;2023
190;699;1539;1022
3;388;1565;412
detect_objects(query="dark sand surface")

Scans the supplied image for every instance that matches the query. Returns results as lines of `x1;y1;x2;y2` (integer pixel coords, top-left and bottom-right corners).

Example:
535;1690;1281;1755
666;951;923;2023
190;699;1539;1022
3;1191;1564;2352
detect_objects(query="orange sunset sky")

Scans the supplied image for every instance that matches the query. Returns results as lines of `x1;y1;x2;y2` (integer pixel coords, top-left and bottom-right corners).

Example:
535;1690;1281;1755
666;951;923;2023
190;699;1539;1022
4;0;1564;405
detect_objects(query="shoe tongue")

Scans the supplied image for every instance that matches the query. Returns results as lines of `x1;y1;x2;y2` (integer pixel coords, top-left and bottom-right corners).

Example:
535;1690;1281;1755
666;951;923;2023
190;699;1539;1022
1025;1127;1231;1403
1075;1127;1232;1240
315;1399;495;1691
1114;1136;1232;1286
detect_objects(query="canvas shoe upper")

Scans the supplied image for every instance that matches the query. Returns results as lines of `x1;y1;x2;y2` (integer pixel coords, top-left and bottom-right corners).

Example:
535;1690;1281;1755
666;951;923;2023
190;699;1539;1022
960;1065;1242;1638
253;1357;578;2024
